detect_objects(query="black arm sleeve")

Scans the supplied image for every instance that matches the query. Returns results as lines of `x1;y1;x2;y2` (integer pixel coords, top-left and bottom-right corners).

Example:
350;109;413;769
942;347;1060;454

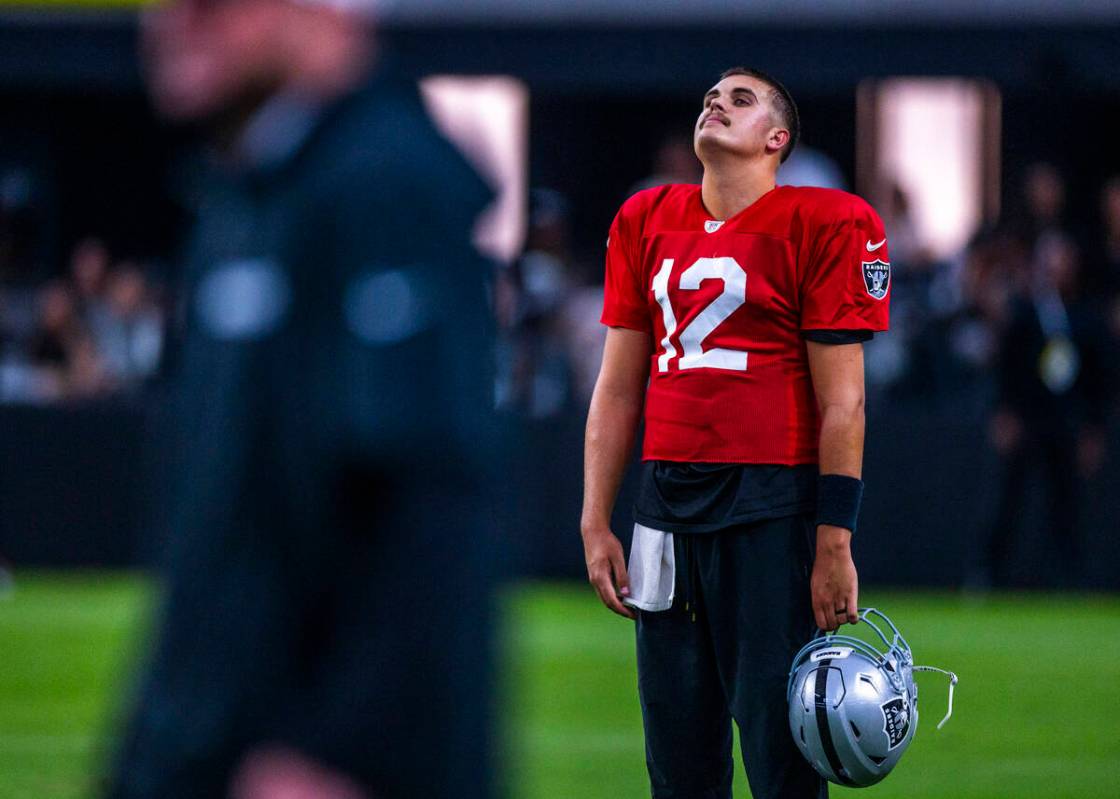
802;329;874;345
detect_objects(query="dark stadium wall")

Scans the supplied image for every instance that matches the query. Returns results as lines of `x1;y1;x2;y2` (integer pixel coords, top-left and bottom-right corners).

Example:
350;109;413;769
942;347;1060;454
2;16;1119;94
0;404;145;566
5;400;1117;590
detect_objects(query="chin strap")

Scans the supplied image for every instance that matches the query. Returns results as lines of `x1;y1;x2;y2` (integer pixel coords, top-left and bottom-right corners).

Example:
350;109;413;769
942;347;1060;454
913;665;958;730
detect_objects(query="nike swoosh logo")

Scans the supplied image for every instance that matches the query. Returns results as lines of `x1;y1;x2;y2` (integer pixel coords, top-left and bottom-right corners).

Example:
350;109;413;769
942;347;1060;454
866;238;887;252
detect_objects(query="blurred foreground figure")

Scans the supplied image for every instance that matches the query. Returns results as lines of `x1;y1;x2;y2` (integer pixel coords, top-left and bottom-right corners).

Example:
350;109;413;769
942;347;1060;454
108;1;496;797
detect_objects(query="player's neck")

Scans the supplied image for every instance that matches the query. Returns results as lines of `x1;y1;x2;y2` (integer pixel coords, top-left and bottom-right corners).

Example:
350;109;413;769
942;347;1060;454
700;163;777;220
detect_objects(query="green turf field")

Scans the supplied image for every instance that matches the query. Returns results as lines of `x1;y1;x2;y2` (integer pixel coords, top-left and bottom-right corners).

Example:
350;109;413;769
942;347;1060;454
1;574;1118;798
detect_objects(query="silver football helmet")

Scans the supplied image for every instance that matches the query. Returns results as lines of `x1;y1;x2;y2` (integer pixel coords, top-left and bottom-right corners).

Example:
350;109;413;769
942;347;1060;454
787;607;957;788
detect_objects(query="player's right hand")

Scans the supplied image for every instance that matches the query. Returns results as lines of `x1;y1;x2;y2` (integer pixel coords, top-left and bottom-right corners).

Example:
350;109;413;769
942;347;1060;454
581;527;635;619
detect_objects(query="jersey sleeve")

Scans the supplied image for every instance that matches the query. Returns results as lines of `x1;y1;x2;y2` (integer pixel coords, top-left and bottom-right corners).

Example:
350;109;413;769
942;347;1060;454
799;196;891;334
600;198;651;332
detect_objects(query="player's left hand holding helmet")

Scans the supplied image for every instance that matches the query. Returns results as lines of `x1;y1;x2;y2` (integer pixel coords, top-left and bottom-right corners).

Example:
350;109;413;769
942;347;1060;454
787;607;958;787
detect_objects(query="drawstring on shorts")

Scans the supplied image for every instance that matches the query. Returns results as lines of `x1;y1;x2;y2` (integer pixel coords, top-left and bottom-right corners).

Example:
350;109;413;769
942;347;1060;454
681;535;699;623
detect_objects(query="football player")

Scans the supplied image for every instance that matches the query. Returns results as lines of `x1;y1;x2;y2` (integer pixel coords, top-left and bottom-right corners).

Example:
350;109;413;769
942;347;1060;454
581;67;890;798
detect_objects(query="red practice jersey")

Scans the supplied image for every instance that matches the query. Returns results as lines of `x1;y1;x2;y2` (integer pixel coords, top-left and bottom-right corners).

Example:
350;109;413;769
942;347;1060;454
601;183;890;464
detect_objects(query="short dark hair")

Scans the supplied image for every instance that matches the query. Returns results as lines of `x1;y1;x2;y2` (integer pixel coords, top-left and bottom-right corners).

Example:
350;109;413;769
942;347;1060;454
719;66;800;163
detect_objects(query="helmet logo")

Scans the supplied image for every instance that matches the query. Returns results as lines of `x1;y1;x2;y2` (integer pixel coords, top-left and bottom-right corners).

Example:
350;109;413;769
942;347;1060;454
881;698;911;749
810;646;852;662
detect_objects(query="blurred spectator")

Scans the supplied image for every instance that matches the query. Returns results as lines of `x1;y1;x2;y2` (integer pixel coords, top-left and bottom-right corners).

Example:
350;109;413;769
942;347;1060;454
876;181;933;275
629;132;702;194
1012;161;1070;249
93;264;164;387
26;280;83;395
496;188;579;417
1102;178;1120;347
70;237;113;323
950;230;1026;371
776;143;847;190
976;232;1114;587
559;259;607;407
21;280;109;401
1098;176;1120;295
863;181;936;390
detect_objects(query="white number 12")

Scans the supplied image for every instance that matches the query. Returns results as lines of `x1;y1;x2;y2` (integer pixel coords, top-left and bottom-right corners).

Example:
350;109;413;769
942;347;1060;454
652;256;748;373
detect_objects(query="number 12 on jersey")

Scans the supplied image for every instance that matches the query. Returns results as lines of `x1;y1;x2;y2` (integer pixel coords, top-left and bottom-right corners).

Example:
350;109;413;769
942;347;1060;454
652;256;748;373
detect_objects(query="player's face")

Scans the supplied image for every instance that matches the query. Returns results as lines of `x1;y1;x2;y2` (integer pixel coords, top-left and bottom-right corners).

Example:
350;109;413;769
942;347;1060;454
694;75;786;163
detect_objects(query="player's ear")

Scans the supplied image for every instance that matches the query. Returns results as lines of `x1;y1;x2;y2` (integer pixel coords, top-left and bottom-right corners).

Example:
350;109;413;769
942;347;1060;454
767;127;790;158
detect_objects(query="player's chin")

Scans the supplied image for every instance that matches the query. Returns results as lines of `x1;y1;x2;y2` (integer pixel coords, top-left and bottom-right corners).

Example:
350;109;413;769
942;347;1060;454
694;127;726;150
695;131;750;157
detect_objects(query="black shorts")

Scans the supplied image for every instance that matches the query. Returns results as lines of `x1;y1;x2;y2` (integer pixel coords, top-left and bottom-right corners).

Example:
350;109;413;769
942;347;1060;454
635;512;827;799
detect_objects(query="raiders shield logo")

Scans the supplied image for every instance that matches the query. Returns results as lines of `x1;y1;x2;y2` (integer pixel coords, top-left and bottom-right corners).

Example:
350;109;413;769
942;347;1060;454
880;697;911;749
862;259;890;300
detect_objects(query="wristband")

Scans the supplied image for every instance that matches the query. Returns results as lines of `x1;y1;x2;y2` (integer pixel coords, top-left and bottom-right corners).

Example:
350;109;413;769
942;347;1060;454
815;474;864;534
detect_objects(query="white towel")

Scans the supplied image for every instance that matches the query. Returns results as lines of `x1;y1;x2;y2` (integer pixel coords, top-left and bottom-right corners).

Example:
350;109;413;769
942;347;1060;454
622;523;675;612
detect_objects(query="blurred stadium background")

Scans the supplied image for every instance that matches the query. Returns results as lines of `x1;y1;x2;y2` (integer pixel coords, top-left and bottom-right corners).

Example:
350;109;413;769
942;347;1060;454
0;0;1119;796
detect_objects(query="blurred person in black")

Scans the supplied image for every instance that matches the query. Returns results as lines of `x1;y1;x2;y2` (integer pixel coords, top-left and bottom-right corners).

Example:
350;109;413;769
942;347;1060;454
26;281;81;389
1097;177;1120;342
1013;162;1070;249
70;237;113;323
1087;176;1120;306
495;188;577;417
979;232;1113;588
106;1;496;798
946;230;1026;378
26;279;110;401
93;263;165;389
628;132;703;195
